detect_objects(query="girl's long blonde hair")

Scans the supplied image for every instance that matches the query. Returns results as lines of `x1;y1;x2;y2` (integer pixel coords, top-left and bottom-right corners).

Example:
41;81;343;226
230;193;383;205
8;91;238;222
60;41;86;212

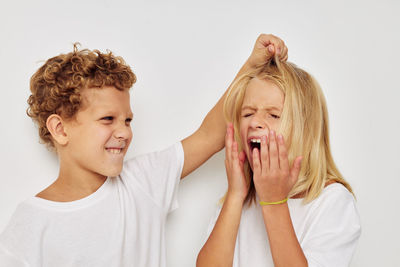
224;58;353;205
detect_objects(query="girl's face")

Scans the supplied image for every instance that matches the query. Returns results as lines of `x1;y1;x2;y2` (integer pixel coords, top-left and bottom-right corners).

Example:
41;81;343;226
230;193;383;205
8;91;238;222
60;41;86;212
239;77;284;168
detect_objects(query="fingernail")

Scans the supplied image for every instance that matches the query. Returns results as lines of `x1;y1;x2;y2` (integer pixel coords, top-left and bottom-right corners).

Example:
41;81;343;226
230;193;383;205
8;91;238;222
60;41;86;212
270;130;275;136
268;45;274;52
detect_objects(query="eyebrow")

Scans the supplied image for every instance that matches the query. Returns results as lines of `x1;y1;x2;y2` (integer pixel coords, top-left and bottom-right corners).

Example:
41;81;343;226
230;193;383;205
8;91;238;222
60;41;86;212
96;110;134;118
241;105;282;112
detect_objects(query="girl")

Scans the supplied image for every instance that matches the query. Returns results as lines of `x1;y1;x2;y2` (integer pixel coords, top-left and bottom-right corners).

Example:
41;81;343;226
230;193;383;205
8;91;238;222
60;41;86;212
197;57;361;267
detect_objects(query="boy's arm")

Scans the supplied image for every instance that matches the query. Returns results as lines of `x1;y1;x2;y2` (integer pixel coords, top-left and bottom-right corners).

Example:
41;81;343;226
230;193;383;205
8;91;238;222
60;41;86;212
181;34;287;178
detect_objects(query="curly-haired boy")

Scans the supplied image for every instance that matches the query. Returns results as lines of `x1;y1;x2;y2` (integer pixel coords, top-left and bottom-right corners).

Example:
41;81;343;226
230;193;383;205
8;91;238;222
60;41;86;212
0;35;287;266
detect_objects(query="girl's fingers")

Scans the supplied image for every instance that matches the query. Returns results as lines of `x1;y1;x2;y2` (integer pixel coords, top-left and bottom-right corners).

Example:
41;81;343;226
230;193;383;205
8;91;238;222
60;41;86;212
225;123;233;161
232;141;239;166
268;130;279;169
277;134;289;170
260;135;269;173
252;147;261;175
289;156;303;185
238;151;246;177
238;151;246;166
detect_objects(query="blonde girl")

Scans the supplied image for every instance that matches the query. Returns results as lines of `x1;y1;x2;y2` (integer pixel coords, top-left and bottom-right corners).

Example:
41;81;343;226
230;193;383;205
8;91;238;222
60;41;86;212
197;56;361;267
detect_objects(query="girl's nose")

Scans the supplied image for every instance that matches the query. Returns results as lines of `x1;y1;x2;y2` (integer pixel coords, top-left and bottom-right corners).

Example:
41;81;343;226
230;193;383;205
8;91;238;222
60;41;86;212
250;114;267;130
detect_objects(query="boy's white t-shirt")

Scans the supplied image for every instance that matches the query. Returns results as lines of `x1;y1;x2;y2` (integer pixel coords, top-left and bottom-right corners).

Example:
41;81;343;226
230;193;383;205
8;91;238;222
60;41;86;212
0;142;184;267
207;183;361;267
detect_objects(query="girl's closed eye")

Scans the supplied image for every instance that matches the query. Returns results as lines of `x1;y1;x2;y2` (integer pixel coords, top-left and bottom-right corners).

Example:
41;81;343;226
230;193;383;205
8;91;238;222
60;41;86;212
269;114;280;119
243;113;253;118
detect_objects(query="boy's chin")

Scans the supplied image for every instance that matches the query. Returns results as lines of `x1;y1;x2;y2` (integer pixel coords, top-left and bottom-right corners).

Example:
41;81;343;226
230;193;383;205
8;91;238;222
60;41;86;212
100;166;123;177
108;171;122;177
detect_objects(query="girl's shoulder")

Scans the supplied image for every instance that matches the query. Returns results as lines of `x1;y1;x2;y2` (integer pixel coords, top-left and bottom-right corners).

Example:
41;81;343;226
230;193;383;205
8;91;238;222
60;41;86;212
318;182;355;203
290;182;355;208
288;182;358;221
303;182;358;221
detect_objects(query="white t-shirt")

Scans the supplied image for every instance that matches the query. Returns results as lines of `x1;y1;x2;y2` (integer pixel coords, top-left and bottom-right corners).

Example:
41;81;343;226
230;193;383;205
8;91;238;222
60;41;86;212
0;142;184;267
207;183;361;267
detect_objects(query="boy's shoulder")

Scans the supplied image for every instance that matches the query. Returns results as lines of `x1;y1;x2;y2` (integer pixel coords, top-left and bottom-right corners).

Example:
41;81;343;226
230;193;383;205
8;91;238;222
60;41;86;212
3;198;50;228
0;198;49;251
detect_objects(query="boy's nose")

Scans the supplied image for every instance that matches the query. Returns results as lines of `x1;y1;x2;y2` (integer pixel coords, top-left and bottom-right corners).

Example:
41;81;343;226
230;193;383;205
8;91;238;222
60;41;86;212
114;123;132;140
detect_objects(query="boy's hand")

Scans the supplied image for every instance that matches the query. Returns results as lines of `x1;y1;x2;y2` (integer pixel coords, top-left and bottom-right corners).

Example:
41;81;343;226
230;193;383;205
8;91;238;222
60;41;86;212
247;34;288;68
252;131;302;203
225;123;248;203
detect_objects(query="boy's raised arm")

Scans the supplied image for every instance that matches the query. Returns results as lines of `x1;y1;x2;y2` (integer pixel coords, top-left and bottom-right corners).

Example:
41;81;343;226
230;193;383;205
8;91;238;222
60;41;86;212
180;34;288;178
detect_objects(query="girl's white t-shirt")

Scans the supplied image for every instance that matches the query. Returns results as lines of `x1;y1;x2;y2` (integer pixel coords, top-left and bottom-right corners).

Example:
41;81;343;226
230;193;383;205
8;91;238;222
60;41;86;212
207;183;361;267
0;142;184;267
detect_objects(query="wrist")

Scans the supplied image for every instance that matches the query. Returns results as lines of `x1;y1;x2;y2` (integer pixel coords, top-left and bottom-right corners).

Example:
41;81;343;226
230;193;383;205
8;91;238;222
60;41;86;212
261;202;288;223
242;59;257;71
259;197;288;206
226;191;246;206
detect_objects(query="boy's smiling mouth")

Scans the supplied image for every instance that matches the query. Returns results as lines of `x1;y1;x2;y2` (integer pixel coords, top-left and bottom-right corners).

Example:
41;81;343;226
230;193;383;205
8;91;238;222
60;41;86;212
106;148;123;154
105;140;127;155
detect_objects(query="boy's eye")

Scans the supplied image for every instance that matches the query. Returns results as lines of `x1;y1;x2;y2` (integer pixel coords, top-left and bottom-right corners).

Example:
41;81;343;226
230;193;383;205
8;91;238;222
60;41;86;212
125;118;132;125
243;113;253;118
101;116;114;121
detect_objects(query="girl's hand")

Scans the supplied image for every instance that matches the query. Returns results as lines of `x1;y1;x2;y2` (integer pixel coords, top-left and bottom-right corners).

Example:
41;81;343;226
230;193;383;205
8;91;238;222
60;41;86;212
225;123;248;203
247;34;288;69
253;131;302;203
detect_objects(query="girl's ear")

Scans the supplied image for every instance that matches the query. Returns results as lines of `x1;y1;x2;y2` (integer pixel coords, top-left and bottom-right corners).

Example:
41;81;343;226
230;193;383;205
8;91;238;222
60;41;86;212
46;114;68;146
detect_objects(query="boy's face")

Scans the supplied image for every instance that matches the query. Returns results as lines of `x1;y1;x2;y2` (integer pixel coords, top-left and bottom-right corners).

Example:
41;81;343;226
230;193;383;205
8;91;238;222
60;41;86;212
239;78;284;168
63;86;133;178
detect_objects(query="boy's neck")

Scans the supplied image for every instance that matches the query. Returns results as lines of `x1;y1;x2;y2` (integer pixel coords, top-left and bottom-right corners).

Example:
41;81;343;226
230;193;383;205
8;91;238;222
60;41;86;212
36;162;108;202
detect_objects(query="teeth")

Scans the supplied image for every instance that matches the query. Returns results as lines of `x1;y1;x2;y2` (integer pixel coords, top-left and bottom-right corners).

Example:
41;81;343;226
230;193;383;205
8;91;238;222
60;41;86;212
250;139;261;143
107;148;122;154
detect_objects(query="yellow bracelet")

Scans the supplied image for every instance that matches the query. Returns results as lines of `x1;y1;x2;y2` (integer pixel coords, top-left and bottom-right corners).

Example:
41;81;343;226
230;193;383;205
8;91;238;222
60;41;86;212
259;198;288;206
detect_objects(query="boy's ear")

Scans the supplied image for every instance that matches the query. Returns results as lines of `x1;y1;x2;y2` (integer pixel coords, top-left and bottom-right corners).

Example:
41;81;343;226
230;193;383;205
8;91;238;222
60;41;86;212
46;114;68;146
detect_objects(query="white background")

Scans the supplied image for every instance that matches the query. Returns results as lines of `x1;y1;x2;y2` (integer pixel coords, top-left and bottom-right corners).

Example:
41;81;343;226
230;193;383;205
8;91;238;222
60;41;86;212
1;0;399;266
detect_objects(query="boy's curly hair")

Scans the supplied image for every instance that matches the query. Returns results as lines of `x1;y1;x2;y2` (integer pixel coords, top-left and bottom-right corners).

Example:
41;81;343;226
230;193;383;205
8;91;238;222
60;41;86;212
27;44;136;148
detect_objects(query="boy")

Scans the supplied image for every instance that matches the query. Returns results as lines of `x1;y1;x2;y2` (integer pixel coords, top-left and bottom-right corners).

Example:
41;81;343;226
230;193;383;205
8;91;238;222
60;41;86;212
0;34;287;266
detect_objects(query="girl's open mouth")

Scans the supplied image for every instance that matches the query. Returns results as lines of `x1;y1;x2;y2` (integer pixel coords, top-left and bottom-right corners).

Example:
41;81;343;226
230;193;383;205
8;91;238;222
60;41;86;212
249;139;261;151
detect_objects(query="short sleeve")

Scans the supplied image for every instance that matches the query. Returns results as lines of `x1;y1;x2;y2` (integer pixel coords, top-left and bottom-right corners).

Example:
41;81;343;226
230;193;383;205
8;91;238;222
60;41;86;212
120;142;184;213
0;244;29;267
301;186;361;267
